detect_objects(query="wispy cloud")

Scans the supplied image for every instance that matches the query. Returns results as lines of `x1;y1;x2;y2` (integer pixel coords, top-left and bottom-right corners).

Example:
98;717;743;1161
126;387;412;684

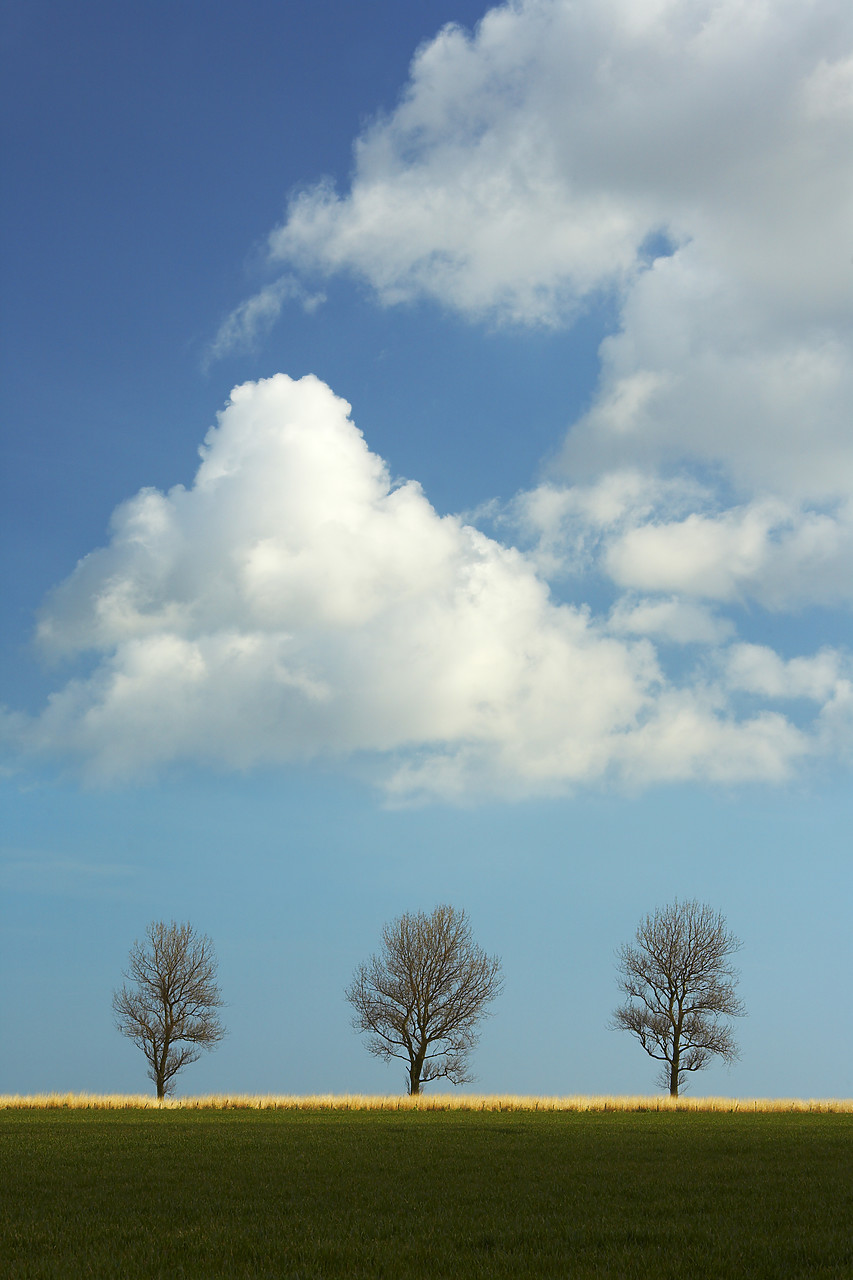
205;274;325;367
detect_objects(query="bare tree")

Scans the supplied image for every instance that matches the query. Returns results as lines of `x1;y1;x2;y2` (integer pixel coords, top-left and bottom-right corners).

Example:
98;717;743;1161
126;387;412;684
346;904;503;1095
611;899;745;1097
113;920;226;1098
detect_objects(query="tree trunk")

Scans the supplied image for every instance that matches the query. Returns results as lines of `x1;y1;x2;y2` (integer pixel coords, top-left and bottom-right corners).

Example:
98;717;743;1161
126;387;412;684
154;1041;167;1098
408;1061;422;1095
669;1039;680;1097
409;1045;425;1095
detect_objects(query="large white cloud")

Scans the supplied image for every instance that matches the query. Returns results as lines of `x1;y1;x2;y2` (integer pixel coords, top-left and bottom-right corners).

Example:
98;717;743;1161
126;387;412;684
216;0;853;614
13;375;850;797
265;0;851;324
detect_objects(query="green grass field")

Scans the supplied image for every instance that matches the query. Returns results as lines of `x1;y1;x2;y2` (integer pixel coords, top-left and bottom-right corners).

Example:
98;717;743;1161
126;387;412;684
2;1108;851;1278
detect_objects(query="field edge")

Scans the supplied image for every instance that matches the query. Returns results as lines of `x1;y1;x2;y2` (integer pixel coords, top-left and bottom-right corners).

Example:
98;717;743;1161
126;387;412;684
2;1092;851;1112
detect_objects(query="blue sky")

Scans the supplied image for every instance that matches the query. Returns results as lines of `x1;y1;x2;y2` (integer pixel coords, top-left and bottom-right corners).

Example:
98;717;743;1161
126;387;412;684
2;0;851;1098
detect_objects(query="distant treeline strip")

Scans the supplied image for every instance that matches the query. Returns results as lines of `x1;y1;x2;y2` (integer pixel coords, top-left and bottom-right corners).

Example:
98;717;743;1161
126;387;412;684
2;1093;851;1112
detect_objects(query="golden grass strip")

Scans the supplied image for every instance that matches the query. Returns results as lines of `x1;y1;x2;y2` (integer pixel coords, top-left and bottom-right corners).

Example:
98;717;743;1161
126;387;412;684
1;1093;851;1112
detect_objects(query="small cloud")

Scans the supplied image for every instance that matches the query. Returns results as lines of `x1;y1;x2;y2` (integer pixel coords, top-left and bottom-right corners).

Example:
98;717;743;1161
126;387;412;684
725;644;850;703
608;597;735;646
603;497;853;609
205;275;325;366
300;290;326;316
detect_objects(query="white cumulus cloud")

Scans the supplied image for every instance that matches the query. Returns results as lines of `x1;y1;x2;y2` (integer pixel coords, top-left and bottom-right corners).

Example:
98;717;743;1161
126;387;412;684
11;375;849;798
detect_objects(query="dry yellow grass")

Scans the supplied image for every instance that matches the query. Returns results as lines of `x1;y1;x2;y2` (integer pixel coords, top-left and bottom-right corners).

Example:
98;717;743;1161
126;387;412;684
1;1092;850;1112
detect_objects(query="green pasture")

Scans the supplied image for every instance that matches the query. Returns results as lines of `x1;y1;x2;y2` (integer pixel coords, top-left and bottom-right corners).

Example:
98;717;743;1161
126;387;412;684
2;1109;851;1278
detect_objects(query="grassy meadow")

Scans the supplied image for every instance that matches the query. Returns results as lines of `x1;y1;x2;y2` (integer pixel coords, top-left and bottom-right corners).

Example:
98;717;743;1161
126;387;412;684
2;1097;851;1278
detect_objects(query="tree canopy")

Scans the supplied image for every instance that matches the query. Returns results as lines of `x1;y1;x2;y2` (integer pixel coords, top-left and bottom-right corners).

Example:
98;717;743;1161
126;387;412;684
346;904;503;1095
612;899;745;1096
113;920;226;1098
